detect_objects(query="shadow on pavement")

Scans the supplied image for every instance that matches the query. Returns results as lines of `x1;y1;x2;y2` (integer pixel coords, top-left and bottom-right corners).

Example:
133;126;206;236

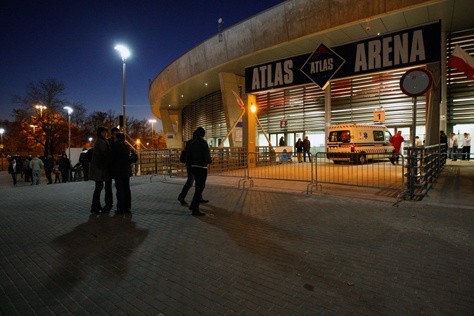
47;213;148;294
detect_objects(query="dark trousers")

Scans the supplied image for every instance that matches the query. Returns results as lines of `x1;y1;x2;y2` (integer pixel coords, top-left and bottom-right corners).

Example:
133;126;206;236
61;170;69;182
91;181;105;210
303;150;311;162
45;171;52;184
104;179;113;207
178;164;194;200
462;146;471;160
115;177;131;212
189;167;207;212
11;173;17;185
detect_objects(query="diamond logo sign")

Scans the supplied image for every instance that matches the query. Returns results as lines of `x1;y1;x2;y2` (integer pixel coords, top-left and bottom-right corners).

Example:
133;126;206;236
300;44;346;90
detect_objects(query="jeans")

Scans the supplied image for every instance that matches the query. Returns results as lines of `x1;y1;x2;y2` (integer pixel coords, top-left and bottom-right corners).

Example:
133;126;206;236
189;167;207;212
115;177;131;212
178;164;194;200
104;179;113;207
91;181;105;210
32;170;41;185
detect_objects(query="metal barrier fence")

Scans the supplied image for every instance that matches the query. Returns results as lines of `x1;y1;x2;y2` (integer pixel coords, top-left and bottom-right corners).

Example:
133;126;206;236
137;145;447;200
311;152;404;192
401;144;447;200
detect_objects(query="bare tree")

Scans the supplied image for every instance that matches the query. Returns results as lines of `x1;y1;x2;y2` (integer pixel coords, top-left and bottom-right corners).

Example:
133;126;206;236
12;78;71;156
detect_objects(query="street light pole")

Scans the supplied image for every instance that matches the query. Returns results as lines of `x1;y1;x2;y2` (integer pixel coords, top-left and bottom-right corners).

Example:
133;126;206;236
35;104;47;117
0;128;4;170
63;106;73;160
148;119;156;147
115;44;131;136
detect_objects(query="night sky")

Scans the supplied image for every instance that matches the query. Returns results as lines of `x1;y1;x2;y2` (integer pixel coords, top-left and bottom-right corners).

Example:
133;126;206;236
0;0;285;130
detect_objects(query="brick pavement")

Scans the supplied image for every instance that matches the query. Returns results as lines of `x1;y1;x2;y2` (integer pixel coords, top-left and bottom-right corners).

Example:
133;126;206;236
0;169;473;315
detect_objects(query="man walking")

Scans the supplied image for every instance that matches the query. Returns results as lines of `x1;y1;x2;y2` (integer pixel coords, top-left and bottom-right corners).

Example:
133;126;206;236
186;127;212;216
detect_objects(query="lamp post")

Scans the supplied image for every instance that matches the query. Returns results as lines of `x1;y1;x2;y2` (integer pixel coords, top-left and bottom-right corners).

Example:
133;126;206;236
115;44;131;135
64;106;73;159
0;128;4;170
30;124;38;133
35;104;47;117
148;119;156;147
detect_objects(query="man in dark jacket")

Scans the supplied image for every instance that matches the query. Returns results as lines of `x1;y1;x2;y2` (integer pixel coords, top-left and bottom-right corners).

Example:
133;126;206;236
186;127;212;216
103;127;120;212
110;133;132;214
58;154;71;182
43;155;54;184
79;148;90;181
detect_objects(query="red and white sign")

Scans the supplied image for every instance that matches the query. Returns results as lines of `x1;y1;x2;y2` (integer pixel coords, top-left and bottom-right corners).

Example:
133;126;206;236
448;45;474;78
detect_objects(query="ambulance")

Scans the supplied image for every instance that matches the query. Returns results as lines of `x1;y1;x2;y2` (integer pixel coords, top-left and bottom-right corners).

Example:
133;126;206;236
326;123;394;164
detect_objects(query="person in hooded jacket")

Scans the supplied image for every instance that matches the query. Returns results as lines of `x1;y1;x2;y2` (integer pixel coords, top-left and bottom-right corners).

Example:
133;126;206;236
186;127;212;216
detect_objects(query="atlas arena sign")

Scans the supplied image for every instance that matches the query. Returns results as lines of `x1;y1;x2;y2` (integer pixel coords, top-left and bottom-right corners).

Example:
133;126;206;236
245;21;440;93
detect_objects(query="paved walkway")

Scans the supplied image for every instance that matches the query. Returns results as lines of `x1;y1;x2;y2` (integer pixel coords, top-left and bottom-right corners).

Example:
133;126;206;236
0;161;473;315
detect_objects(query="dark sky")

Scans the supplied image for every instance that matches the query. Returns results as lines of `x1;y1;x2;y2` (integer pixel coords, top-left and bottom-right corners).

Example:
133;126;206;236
0;0;285;130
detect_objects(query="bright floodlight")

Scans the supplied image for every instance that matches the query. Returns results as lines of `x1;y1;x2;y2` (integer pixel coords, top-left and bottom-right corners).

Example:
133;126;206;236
115;44;131;61
148;119;157;123
63;106;73;114
0;128;4;135
250;105;257;113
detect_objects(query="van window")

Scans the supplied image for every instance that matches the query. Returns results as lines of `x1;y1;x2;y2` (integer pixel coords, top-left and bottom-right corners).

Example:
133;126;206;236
384;130;392;141
373;130;385;141
329;131;351;143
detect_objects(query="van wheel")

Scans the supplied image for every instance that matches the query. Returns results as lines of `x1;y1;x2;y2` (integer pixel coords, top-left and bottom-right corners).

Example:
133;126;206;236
357;153;367;164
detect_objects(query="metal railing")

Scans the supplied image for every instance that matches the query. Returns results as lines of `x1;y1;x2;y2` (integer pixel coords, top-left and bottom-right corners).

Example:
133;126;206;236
400;144;447;201
310;152;404;192
136;145;448;201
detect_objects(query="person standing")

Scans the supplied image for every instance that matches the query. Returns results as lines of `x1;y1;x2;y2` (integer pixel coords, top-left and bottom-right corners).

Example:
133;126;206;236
295;138;304;163
58;154;71;183
103;127;120;212
29;155;44;185
462;132;471;161
389;131;404;164
440;130;448;153
89;127;111;213
303;136;311;162
23;157;32;183
450;132;459;161
279;136;286;146
8;158;18;186
110;133;133;214
186;127;212;216
44;155;54;184
79;148;90;181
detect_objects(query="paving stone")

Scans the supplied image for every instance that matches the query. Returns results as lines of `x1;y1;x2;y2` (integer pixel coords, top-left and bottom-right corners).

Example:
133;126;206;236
0;168;473;314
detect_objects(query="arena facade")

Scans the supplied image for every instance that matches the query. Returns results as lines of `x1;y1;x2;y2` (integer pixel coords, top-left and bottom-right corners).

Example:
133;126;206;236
148;0;474;152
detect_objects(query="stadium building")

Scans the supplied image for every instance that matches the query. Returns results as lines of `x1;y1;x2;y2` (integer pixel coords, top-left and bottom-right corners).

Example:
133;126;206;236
149;0;474;153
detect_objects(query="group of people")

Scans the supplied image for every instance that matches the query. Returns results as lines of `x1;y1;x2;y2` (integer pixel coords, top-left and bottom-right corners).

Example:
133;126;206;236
7;154;73;186
294;136;312;163
89;127;137;214
447;131;471;161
